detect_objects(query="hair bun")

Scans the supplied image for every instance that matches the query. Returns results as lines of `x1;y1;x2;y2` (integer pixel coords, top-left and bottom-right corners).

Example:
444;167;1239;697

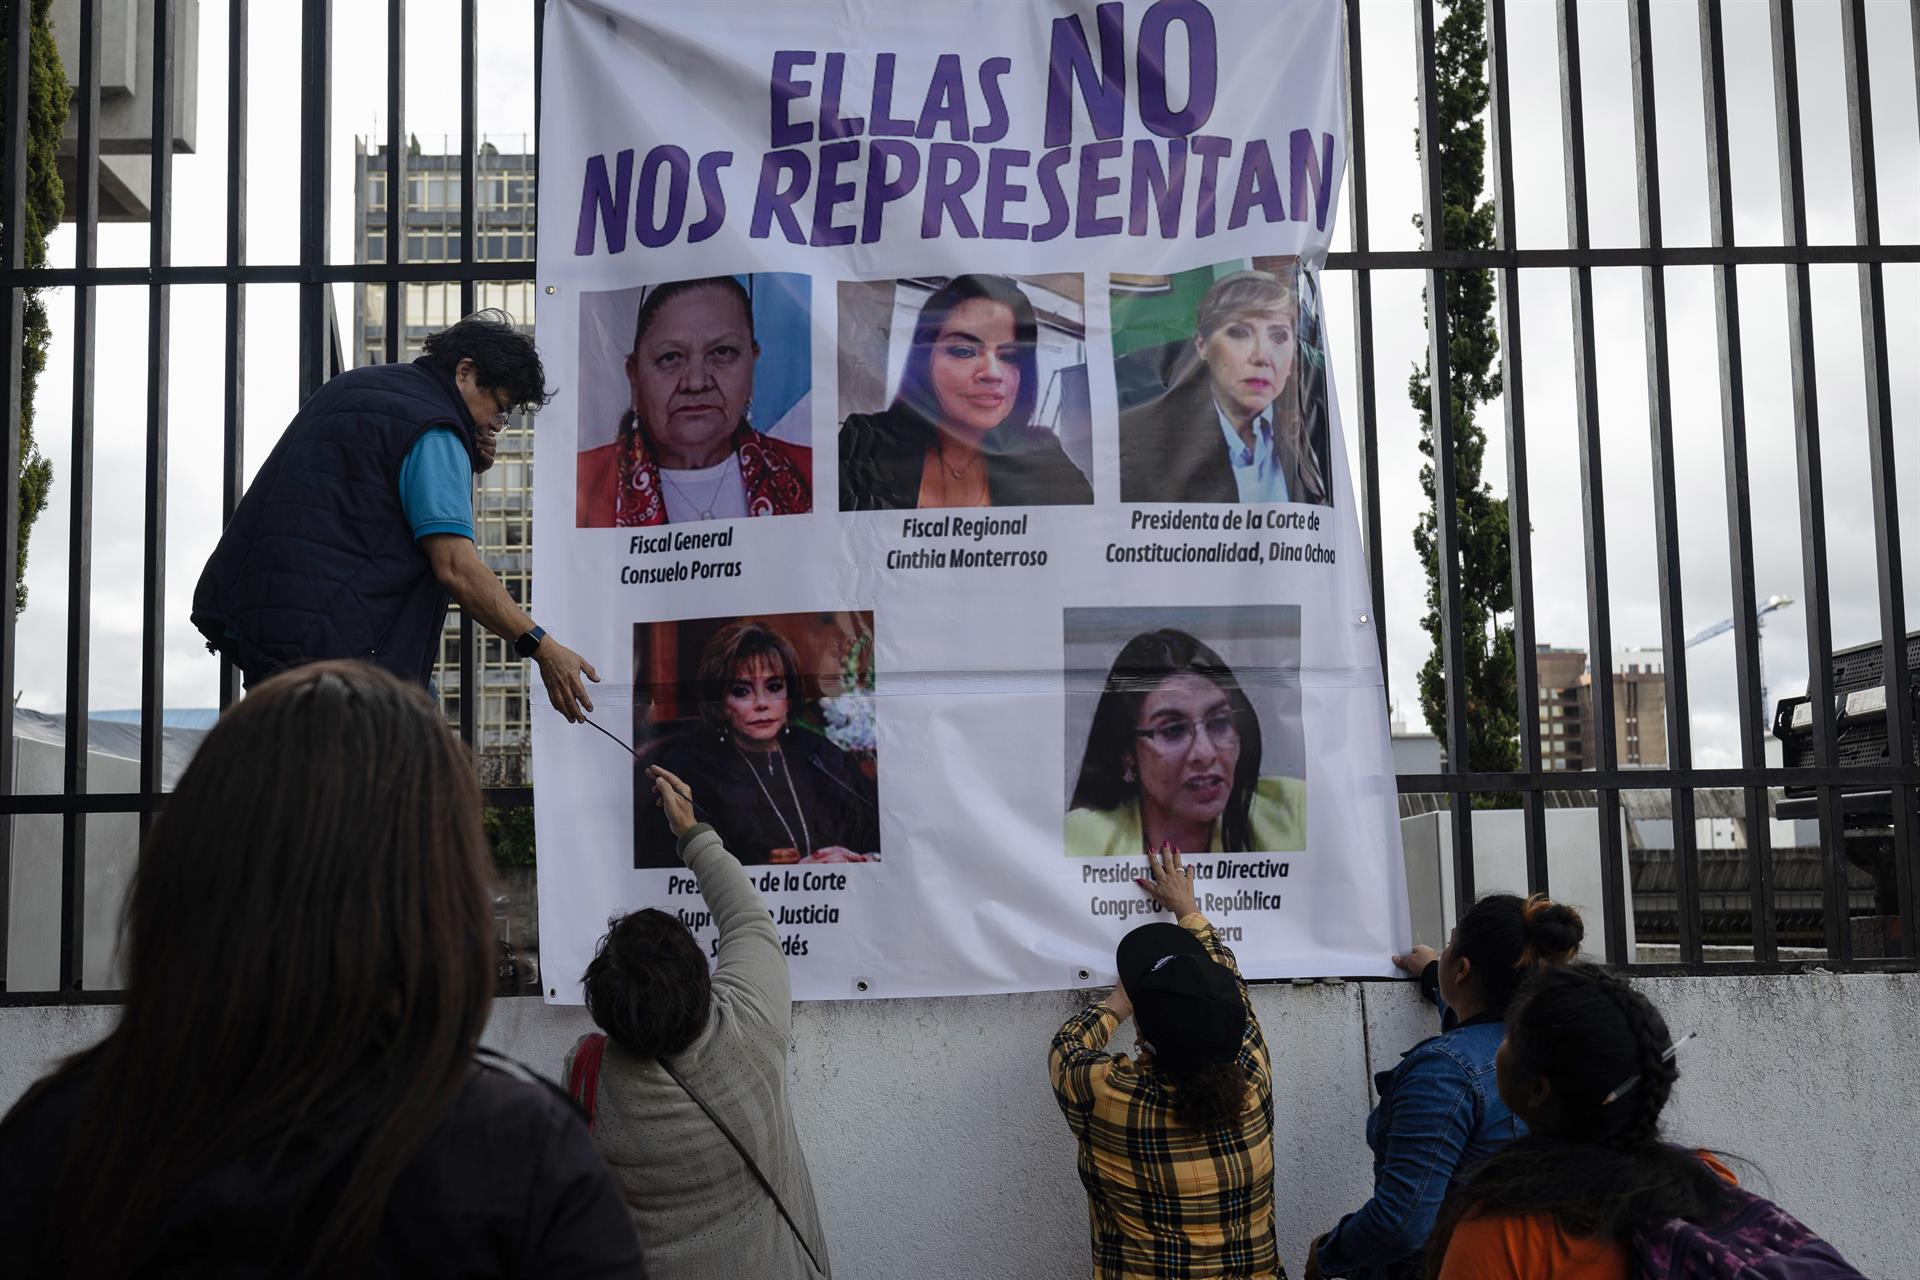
1521;894;1585;963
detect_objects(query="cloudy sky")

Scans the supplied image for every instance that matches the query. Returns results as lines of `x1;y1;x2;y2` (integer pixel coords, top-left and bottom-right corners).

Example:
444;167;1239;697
11;0;1919;777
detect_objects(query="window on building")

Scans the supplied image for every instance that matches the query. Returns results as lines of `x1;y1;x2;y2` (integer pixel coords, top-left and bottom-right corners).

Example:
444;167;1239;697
367;233;385;263
369;176;386;209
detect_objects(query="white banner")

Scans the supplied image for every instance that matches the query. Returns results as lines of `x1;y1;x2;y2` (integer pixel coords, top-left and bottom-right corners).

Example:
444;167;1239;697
533;0;1407;1001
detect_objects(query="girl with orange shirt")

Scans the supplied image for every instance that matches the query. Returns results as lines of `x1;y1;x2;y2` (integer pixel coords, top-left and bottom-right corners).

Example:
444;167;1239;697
1426;963;1862;1279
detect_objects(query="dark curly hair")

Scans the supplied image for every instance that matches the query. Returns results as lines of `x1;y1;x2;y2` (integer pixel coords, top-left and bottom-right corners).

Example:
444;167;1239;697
1453;892;1584;1016
1164;1059;1253;1128
581;908;713;1058
420;307;554;410
1424;963;1732;1275
1070;629;1264;853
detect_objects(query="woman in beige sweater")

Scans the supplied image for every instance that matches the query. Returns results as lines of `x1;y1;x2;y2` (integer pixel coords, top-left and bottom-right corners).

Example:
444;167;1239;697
568;765;830;1279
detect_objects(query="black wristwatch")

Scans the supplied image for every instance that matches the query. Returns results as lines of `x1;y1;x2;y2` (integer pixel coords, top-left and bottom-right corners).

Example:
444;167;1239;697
514;624;547;659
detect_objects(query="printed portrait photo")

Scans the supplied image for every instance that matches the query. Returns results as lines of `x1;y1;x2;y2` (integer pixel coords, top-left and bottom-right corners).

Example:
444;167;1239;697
576;273;813;527
631;611;879;869
837;273;1095;512
1064;605;1306;858
1112;257;1334;507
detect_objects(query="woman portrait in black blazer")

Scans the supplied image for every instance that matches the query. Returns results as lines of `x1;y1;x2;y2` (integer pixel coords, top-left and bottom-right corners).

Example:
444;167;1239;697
1118;268;1330;507
637;620;878;868
839;274;1093;511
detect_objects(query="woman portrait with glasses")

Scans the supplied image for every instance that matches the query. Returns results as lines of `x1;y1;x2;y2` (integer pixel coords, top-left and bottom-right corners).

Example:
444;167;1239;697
1067;628;1306;857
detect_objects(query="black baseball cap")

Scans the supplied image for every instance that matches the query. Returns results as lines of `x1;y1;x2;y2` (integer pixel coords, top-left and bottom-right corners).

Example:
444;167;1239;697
1116;922;1247;1072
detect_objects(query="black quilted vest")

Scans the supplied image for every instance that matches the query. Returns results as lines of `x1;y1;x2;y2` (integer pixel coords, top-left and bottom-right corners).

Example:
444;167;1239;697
191;358;479;685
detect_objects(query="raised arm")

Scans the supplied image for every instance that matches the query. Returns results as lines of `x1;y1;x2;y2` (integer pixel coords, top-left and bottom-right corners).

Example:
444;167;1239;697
1140;842;1268;1059
649;766;791;1030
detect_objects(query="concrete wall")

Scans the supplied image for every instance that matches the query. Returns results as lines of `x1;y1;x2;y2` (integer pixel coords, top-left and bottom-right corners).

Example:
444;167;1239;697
3;974;1913;1277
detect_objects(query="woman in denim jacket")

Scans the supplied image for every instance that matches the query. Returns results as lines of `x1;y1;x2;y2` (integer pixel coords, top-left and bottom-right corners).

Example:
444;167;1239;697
1304;893;1585;1280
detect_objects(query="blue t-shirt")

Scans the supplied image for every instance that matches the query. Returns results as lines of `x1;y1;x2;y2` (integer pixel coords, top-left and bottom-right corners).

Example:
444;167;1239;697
398;428;475;541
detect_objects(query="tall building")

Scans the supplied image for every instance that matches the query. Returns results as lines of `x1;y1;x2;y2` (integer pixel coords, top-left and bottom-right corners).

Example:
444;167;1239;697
1533;644;1669;771
1535;645;1589;771
352;138;539;776
1605;647;1669;768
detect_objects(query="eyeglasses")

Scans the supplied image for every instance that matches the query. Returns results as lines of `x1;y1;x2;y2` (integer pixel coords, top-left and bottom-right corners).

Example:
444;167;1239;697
489;393;515;427
1133;709;1241;756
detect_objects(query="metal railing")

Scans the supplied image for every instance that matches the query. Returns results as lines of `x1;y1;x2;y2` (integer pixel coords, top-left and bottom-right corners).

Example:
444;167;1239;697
1;0;1915;1003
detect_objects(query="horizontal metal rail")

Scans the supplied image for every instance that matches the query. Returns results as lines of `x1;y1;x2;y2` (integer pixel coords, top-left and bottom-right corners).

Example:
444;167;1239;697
2;242;1917;291
4;0;1917;1002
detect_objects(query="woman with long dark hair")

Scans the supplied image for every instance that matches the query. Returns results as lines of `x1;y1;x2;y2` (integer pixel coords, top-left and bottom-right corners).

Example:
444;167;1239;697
839;273;1092;510
1427;963;1862;1278
1067;628;1305;857
0;663;642;1277
1050;844;1284;1278
1305;894;1583;1280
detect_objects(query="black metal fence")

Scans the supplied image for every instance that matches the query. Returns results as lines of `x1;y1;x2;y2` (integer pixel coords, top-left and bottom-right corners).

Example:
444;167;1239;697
2;0;1915;1003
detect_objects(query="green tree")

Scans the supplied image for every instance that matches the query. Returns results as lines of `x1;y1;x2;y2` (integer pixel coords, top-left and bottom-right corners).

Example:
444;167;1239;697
1409;0;1517;781
478;746;536;868
484;802;537;870
1;0;66;615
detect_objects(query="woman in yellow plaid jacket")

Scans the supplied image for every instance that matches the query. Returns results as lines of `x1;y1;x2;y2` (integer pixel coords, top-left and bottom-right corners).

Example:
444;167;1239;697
1050;843;1284;1280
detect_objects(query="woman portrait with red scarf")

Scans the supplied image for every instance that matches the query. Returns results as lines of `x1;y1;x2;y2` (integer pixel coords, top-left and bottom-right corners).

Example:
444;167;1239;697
577;276;812;526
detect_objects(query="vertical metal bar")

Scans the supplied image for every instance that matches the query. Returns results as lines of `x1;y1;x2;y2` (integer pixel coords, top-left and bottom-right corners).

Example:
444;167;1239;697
60;0;103;993
1627;0;1701;964
0;0;33;956
140;0;176;817
1415;0;1475;915
1556;0;1628;964
1768;0;1846;960
1343;0;1387;682
386;0;406;365
220;0;249;711
1698;0;1775;960
1486;0;1547;895
298;0;332;400
458;0;477;749
535;0;546;202
1840;0;1913;957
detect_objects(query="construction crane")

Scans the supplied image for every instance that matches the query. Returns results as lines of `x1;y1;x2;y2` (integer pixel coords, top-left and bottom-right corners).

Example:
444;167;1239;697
1685;594;1795;649
1684;594;1795;719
